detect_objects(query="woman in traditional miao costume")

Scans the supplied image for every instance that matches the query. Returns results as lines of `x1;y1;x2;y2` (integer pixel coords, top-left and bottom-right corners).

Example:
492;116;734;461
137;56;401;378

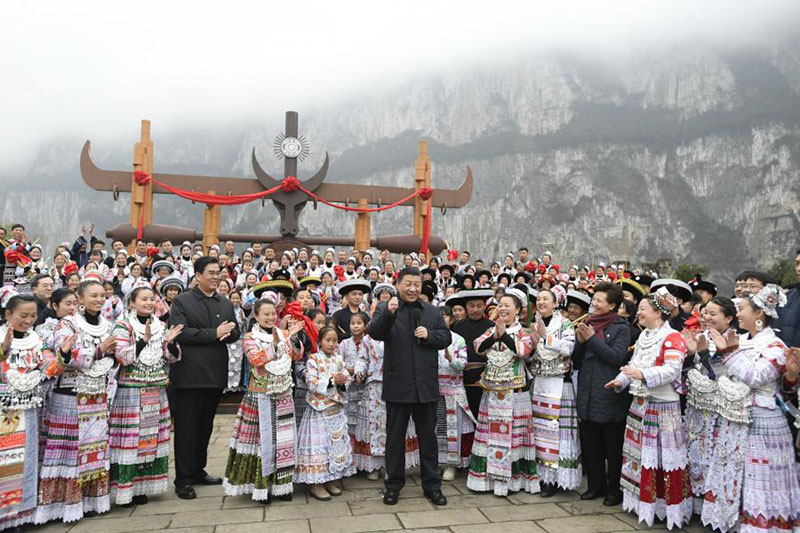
223;298;304;503
681;296;737;516
36;279;118;524
701;285;800;533
467;288;538;496
34;288;79;462
349;312;420;481
435;306;475;482
0;294;62;532
108;285;183;506
528;285;580;498
605;288;691;530
296;326;355;501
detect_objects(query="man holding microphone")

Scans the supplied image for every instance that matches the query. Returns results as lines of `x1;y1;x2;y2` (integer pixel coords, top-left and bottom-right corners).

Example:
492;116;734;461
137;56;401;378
369;267;451;506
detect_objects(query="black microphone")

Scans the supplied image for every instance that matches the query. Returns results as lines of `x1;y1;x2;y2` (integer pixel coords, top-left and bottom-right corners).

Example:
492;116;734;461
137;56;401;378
412;308;423;346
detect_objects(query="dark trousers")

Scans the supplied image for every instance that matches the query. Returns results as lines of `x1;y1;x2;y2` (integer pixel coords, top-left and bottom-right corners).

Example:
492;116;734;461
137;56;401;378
172;387;223;487
579;420;626;496
385;401;440;493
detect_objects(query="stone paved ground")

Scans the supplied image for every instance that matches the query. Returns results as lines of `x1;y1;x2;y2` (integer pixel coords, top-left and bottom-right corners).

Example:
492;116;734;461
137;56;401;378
31;414;711;533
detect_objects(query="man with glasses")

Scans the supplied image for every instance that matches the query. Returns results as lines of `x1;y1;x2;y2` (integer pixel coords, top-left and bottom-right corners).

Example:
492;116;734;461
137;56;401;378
169;256;241;499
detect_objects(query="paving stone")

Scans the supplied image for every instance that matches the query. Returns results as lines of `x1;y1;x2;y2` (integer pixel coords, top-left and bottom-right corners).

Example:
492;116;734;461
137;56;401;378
349;496;433;515
263;501;352;521
165;528;215;533
91;505;135;518
538;514;635;533
132;495;223;515
481;502;569;522
435;493;512;509
613;512;672;530
169;507;263;528
340;476;387;490
218;520;310;533
28;523;72;533
558;498;624;515
452;521;547;533
221;495;268;509
398;508;488;528
507;490;580;504
158;484;224;501
309;513;403;533
69;514;172;533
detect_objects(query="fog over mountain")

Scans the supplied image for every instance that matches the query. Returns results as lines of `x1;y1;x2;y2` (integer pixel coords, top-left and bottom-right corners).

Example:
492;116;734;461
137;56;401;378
3;3;800;288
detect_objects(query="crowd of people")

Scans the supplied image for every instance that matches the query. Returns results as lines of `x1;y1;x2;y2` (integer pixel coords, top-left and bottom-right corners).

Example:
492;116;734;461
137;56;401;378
0;221;799;532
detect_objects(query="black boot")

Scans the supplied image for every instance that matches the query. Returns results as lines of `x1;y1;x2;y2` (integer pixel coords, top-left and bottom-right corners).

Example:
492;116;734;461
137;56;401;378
540;483;557;498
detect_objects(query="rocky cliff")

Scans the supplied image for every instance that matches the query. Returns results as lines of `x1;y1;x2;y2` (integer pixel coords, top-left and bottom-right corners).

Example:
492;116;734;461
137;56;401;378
4;36;800;288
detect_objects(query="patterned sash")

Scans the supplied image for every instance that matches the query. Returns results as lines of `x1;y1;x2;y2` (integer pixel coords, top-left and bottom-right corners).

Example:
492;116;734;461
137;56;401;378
76;393;109;486
485;391;514;481
0;410;26;519
258;393;296;477
137;388;161;462
620;396;648;498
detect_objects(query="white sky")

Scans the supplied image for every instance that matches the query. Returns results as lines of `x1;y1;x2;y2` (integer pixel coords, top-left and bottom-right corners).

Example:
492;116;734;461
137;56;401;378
1;0;798;167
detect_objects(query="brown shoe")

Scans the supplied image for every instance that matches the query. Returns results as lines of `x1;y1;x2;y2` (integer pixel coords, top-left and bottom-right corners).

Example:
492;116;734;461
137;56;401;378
309;484;331;501
324;481;342;496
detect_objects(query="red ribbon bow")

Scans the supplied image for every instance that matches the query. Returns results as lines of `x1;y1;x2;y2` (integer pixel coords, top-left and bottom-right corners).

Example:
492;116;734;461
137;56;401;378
283;301;318;355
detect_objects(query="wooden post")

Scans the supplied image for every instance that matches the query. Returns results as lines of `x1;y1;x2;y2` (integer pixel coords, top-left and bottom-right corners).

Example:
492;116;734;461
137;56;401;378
354;198;370;254
129;120;154;252
202;192;221;254
413;141;431;239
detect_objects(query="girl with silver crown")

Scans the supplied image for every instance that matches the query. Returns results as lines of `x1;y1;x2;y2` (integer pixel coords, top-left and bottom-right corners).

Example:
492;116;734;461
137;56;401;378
0;293;63;531
467;288;538;496
108;284;183;506
36;279;117;524
529;285;580;497
223;297;304;503
700;284;800;533
606;288;692;530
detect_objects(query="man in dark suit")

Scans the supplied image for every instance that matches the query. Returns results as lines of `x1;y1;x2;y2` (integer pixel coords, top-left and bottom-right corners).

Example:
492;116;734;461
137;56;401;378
169;256;240;500
368;267;451;506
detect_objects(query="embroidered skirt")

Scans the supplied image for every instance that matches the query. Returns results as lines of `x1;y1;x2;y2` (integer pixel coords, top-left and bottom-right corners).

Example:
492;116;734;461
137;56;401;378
436;393;474;468
108;386;171;504
35;391;110;524
467;389;538;496
223;391;295;500
295;404;355;484
621;397;692;530
531;382;581;489
685;403;719;513
0;407;39;530
353;381;419;472
737;407;800;533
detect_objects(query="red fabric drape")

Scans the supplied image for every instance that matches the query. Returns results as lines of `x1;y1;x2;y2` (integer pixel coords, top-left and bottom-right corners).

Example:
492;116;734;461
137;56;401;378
132;171;433;252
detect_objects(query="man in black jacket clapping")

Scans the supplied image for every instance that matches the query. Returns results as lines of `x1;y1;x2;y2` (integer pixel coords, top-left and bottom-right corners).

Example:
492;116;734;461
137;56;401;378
368;267;451;506
169;256;240;500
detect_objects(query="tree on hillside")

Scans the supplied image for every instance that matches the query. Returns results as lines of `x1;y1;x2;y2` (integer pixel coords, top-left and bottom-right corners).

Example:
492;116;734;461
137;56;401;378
672;263;709;283
767;259;799;288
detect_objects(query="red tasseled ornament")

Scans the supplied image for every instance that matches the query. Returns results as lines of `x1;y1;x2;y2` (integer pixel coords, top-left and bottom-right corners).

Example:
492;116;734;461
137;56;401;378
281;176;300;193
